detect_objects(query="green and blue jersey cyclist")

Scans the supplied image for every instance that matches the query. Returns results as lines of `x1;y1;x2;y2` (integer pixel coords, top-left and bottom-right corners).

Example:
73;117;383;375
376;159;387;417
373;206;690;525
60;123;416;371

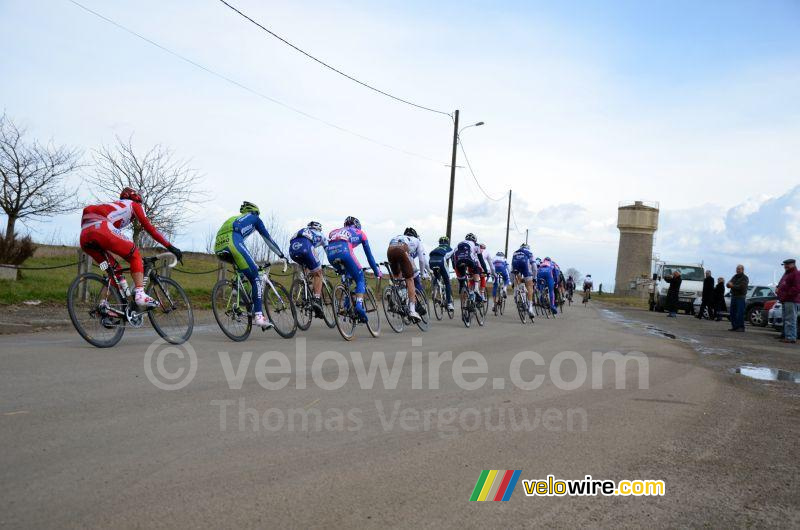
325;216;382;322
429;236;455;311
214;201;287;329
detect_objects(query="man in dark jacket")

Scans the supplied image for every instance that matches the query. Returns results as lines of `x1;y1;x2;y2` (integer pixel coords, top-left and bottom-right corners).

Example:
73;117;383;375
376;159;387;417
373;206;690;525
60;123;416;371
776;258;799;344
696;270;715;320
726;264;749;331
664;270;681;317
713;277;727;321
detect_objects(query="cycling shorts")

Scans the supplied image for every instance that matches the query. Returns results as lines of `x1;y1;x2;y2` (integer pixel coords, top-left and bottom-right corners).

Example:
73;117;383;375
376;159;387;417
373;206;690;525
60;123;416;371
512;259;533;279
387;244;414;279
216;231;258;274
326;240;366;294
289;237;321;272
455;257;481;279
80;221;142;274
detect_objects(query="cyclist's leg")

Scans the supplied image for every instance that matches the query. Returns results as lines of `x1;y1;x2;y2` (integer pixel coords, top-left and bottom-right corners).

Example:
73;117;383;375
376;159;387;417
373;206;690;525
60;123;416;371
228;234;262;315
290;238;323;297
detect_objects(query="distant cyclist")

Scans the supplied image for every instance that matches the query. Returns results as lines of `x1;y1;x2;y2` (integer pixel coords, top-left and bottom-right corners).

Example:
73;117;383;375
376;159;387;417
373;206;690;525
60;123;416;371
386;227;430;322
537;256;558;314
326;216;382;322
80;187;182;310
454;233;484;302
511;243;536;317
428;236;455;311
492;251;511;305
289;221;328;318
566;275;576;300
214;201;287;329
583;274;593;301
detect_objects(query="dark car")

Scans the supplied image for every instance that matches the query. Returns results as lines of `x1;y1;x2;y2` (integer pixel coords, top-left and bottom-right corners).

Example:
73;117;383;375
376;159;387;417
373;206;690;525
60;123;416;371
745;285;777;327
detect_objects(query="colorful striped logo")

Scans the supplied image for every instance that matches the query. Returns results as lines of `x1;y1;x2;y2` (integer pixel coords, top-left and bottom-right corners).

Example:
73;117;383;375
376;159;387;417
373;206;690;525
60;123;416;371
469;470;522;501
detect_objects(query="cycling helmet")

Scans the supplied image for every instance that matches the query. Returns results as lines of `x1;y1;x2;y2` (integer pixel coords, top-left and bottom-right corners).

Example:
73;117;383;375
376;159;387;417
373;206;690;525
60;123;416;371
120;187;142;203
240;201;260;215
438;236;449;245
344;216;361;229
307;221;322;231
520;243;530;249
479;243;486;250
496;251;505;257
465;233;477;243
404;227;418;238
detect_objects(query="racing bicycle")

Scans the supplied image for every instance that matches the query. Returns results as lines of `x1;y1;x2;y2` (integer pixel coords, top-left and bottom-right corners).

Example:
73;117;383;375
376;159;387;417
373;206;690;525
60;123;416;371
512;273;534;324
458;277;485;328
330;261;381;341
430;268;454;320
67;251;193;348
493;273;507;317
289;264;336;330
380;263;430;333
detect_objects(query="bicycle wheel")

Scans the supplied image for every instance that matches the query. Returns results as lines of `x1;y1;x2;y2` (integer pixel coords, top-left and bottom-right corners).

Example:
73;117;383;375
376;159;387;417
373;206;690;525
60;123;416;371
432;285;444;320
321;282;336;328
479;288;488;317
416;290;430;332
515;294;527;324
364;287;381;338
67;273;126;348
460;292;471;328
474;298;485;327
265;282;297;339
290;279;312;331
211;279;252;341
147;277;194;344
382;285;405;333
333;284;355;341
500;293;506;315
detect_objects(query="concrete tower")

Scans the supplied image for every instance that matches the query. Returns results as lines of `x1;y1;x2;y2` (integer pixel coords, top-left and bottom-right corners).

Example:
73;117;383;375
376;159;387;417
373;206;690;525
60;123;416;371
614;201;659;297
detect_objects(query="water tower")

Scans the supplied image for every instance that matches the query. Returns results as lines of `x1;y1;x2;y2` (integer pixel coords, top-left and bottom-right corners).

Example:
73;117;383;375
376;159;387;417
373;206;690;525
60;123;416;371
614;201;659;297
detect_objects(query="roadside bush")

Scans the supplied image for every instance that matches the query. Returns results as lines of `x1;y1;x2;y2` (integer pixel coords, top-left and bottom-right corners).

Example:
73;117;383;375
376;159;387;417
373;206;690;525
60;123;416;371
0;233;37;265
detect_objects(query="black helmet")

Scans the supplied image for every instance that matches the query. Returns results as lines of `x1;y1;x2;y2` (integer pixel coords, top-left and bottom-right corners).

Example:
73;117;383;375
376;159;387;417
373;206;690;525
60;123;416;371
307;221;322;231
344;216;361;229
404;227;418;238
438;236;449;245
465;233;477;243
240;201;260;215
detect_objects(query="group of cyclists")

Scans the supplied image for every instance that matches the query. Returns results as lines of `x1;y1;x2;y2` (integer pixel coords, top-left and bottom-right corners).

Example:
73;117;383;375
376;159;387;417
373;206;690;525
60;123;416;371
78;189;591;336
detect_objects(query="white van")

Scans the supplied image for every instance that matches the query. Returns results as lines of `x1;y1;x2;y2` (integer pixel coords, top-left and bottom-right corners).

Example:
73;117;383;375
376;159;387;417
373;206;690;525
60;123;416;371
650;262;705;314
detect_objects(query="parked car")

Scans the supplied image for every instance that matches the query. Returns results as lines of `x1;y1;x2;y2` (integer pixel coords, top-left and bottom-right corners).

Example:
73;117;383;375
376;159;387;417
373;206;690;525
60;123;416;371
692;285;776;325
768;301;800;332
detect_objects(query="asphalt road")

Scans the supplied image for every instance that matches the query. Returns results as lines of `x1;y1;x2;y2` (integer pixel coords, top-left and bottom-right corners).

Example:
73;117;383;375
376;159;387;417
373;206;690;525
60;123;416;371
1;302;798;528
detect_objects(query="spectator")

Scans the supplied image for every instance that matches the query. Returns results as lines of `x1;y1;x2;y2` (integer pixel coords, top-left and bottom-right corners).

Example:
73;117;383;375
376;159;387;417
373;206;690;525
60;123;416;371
713;277;726;321
696;270;715;320
664;270;681;317
776;258;799;344
726;264;749;332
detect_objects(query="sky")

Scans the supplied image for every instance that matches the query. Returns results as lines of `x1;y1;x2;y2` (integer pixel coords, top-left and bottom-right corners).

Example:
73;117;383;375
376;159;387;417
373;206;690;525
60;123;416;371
1;0;798;287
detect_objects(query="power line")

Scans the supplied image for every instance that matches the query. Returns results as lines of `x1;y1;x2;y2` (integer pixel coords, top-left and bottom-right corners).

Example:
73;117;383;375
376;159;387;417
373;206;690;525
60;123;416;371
217;0;451;117
509;205;525;235
66;0;446;165
457;138;506;202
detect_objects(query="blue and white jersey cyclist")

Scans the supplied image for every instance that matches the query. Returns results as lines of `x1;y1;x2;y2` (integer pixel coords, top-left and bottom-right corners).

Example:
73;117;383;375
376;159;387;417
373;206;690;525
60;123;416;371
325;216;382;322
492;251;511;300
537;256;558;314
511;243;537;317
453;233;485;302
289;221;329;317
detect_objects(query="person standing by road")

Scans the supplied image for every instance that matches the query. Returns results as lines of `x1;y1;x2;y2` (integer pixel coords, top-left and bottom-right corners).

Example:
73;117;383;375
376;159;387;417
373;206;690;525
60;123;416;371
696;270;715;320
664;270;681;317
776;258;799;344
713;277;727;321
726;264;749;332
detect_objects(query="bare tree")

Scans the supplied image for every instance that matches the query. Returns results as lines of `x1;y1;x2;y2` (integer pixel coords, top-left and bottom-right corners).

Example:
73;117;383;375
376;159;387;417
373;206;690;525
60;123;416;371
248;212;289;262
88;135;207;246
566;267;582;283
0;113;82;242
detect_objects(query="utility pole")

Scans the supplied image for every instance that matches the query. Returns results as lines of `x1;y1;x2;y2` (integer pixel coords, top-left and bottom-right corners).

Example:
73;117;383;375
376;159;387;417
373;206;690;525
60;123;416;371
445;109;459;241
525;228;529;245
504;189;512;256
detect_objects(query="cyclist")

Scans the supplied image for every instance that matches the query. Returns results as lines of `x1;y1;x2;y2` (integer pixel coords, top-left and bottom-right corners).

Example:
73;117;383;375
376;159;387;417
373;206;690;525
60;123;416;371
583;274;593;301
566;275;576;301
326;216;382;322
429;236;455;311
511;243;536;317
80;187;182;310
289;221;328;318
478;243;495;300
492;251;511;305
537;256;558;314
214;201;287;329
453;233;484;303
386;227;430;322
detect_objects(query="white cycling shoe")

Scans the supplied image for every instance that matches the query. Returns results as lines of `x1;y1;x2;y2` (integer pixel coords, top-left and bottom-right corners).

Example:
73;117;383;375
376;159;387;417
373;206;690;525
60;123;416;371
446;302;454;311
408;309;422;322
135;293;160;310
254;314;274;329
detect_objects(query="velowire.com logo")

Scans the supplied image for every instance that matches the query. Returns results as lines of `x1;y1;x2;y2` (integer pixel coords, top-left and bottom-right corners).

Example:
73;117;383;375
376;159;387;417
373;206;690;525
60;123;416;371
469;470;522;502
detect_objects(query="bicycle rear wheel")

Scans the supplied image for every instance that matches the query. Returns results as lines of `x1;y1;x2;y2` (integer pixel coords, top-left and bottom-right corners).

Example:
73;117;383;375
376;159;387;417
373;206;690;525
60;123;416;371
365;287;381;338
515;294;527;324
67;273;126;348
265;282;297;339
474;299;485;327
333;285;355;341
211;279;252;341
321;282;336;328
416;290;430;332
147;277;194;344
460;292;471;328
432;285;444;320
290;279;312;331
382;286;404;333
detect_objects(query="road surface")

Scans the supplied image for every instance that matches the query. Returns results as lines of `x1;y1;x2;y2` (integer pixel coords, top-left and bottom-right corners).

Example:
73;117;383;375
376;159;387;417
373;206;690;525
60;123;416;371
1;303;797;528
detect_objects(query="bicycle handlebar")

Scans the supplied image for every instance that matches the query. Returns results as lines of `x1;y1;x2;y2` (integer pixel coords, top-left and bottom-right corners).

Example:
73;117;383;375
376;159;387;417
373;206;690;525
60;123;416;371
155;252;178;268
